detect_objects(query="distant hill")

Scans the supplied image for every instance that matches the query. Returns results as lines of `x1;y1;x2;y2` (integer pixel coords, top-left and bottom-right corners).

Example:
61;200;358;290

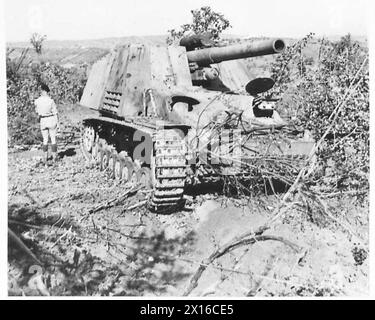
7;35;168;49
6;34;366;67
6;35;168;66
7;33;367;49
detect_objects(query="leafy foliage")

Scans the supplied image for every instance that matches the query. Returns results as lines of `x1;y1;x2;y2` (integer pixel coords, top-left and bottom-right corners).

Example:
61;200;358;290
166;6;231;44
7;53;87;146
270;32;315;96
270;34;369;192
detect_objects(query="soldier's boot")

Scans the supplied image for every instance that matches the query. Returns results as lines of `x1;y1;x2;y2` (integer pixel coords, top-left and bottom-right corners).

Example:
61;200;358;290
51;144;58;162
42;144;49;164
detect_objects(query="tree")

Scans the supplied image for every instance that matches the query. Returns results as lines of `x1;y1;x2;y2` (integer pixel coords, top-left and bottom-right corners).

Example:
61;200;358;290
30;33;47;55
166;6;231;44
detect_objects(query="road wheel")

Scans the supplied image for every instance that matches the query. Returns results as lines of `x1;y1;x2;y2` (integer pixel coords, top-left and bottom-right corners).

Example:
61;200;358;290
82;126;95;153
113;154;122;180
92;135;100;162
97;139;105;167
100;147;110;171
120;157;134;182
129;165;138;186
108;150;115;177
137;167;152;188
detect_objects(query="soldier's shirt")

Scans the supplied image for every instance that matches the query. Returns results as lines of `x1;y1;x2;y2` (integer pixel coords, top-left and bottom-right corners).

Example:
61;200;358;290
35;96;57;117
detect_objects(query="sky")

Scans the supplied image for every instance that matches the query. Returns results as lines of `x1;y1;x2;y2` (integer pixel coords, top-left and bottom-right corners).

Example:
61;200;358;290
3;0;371;42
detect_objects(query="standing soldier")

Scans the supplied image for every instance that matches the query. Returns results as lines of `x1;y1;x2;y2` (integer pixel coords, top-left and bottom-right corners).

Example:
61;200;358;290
34;83;59;164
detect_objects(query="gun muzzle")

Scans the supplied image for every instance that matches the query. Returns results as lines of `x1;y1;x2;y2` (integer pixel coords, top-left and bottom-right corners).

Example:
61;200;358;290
186;39;286;66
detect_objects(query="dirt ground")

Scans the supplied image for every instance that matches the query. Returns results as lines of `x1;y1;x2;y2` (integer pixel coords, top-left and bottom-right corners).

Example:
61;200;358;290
8;104;369;297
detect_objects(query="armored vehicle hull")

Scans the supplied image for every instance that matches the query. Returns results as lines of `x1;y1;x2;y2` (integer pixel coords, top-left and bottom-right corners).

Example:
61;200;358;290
80;39;314;213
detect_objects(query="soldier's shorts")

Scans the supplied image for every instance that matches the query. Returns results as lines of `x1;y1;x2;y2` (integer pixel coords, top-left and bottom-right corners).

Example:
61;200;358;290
40;115;58;145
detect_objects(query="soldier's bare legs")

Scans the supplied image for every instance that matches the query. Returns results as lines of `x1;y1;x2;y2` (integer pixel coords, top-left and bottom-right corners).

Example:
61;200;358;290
41;128;49;164
50;128;57;161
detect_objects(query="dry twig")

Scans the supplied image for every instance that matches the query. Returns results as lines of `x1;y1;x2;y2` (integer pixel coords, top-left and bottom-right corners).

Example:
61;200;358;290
184;56;368;296
183;234;300;295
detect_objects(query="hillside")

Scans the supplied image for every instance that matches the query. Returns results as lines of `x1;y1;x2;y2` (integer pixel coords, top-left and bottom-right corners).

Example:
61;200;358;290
7;34;367;68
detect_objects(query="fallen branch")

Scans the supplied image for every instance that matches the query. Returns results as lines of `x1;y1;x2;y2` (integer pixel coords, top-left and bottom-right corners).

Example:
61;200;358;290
88;186;141;214
8;219;44;230
8;228;42;265
183;234;301;296
122;200;148;212
40;197;60;208
18;189;60;210
105;226;148;240
50;226;72;249
320;189;369;198
183;56;368;297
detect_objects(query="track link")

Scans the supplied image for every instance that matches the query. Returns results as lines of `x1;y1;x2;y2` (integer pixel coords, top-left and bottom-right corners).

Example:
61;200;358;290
81;121;187;214
148;130;187;213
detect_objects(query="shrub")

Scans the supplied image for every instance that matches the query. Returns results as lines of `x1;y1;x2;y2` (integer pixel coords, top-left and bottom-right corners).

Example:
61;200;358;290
270;34;369;192
7;55;87;146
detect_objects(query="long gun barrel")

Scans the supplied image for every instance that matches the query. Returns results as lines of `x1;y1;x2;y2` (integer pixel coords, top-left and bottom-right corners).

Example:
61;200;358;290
186;39;286;66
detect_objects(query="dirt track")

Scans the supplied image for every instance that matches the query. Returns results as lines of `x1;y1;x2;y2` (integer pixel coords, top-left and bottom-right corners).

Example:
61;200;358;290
8;104;369;296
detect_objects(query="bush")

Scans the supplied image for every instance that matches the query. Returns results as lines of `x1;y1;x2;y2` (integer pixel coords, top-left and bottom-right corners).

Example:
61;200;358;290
270;34;369;192
7;55;87;146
